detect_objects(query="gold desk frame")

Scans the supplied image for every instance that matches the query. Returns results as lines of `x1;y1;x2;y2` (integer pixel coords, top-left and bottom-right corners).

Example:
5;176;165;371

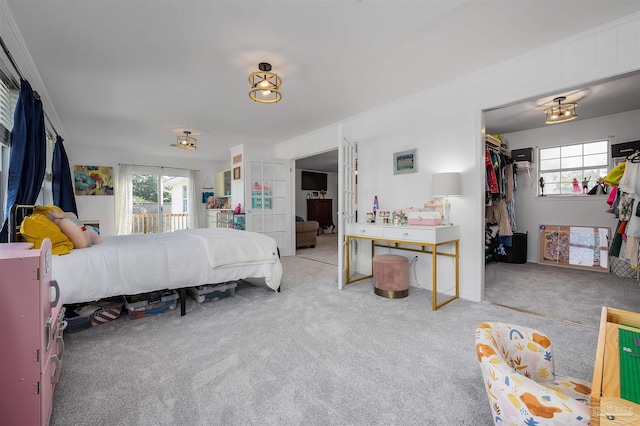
345;235;459;310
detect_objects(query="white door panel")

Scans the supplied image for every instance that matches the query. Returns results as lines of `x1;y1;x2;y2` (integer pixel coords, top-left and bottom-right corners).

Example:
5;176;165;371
338;128;357;289
244;156;292;256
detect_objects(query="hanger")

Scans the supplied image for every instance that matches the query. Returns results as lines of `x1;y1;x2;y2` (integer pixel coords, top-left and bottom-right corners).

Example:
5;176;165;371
628;150;640;163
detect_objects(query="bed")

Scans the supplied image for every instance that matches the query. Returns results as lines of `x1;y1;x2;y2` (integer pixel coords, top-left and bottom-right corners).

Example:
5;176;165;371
10;205;282;316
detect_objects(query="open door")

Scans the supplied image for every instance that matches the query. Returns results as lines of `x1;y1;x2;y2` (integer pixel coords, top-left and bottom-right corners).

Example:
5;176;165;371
338;130;356;289
244;156;293;256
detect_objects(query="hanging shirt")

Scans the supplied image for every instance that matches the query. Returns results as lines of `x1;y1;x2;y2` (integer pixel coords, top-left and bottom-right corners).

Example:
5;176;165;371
486;149;499;194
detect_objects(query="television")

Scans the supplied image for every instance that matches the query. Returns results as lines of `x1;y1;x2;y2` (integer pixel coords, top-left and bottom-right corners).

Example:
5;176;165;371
301;171;327;190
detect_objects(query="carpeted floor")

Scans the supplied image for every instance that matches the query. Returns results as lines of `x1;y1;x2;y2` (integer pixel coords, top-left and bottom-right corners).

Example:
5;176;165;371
485;260;640;328
48;234;638;425
296;232;338;266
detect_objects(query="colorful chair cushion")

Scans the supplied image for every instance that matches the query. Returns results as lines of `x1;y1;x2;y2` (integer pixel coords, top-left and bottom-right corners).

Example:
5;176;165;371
475;322;591;425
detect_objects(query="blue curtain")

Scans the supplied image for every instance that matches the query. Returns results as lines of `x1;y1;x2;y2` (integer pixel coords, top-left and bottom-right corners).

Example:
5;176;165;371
0;79;47;242
52;135;78;216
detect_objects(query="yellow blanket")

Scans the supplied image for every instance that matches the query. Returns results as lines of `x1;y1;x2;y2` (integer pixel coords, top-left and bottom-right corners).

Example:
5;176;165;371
20;213;73;255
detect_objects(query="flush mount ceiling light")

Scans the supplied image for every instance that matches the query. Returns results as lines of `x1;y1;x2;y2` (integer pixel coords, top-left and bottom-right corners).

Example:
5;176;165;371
176;130;197;150
544;96;578;124
248;62;282;103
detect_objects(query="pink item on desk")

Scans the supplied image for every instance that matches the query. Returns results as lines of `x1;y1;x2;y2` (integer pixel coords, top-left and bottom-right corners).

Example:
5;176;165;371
407;211;442;226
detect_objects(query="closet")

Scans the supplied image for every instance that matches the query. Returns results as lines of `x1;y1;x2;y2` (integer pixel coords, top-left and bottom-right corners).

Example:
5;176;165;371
484;135;526;264
607;140;640;280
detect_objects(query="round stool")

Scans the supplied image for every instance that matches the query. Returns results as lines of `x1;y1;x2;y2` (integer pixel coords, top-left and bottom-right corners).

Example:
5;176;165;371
373;254;409;299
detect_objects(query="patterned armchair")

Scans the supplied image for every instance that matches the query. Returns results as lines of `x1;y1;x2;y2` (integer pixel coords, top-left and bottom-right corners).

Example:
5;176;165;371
475;322;591;425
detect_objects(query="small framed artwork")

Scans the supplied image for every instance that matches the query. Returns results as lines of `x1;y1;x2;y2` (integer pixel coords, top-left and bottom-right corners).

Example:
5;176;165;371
393;149;417;175
311;191;319;198
202;191;215;203
233;167;241;180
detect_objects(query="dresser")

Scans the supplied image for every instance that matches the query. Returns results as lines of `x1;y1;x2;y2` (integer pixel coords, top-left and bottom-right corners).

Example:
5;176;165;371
307;198;335;233
0;239;65;426
344;223;459;310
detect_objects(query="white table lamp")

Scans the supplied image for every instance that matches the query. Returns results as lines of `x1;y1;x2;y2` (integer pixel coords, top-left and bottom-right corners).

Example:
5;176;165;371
431;172;461;225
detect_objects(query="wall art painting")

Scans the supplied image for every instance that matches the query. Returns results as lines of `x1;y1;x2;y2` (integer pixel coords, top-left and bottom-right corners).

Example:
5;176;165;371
74;165;114;196
393;149;417;175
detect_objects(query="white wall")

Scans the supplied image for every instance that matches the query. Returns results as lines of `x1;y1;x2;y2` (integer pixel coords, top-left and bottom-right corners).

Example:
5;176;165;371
68;145;225;236
503;109;640;262
271;12;640;303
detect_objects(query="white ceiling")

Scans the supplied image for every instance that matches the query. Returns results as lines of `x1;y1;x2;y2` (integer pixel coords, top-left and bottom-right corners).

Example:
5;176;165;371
485;71;640;135
4;1;640;166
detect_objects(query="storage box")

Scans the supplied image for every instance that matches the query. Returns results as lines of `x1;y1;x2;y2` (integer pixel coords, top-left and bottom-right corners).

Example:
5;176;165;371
611;140;640;158
423;201;443;217
123;290;179;320
123;290;179;309
64;299;123;331
407;211;442;226
498;232;527;264
188;282;237;304
511;148;533;163
64;310;92;333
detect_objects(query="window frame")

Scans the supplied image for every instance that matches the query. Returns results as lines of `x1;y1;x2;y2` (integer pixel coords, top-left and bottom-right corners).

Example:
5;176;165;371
0;69;18;226
537;140;609;196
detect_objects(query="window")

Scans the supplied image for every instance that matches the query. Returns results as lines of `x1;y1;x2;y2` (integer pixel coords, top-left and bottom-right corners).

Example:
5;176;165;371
36;131;56;206
0;70;18;226
182;185;187;212
538;140;609;195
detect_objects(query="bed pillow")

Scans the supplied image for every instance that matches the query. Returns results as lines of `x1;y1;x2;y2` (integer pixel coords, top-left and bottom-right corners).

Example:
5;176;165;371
20;213;73;255
58;216;92;249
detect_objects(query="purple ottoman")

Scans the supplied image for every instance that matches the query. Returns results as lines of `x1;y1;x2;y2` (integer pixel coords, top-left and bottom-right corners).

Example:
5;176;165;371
373;254;409;299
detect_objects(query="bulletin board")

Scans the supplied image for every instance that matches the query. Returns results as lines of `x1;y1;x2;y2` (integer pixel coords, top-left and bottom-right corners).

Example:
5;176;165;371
538;225;610;272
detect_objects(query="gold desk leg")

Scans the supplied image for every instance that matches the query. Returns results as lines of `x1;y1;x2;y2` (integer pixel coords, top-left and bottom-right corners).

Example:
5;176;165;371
433;240;460;310
345;236;374;285
345;236;350;285
432;243;437;311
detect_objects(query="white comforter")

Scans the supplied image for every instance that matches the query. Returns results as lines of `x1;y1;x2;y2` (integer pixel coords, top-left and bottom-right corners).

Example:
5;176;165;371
52;228;282;304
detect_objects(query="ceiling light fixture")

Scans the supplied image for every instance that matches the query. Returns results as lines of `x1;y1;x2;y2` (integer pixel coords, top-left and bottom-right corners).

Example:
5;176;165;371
176;130;197;150
544;96;577;124
248;62;282;103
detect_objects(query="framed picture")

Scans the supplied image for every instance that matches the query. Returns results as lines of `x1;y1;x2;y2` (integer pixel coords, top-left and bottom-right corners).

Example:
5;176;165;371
233;167;241;180
393;149;417;175
73;165;114;195
202;191;215;203
311;191;319;198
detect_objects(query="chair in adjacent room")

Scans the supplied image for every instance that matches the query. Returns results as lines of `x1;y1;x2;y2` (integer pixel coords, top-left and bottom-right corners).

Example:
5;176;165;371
475;322;591;425
295;219;319;248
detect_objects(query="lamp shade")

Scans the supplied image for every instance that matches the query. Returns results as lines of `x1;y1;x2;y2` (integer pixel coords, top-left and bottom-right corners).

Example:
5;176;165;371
431;172;461;197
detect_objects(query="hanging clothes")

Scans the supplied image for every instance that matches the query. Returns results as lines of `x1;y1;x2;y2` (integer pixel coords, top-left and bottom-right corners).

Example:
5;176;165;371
605;161;626;186
486;148;499;194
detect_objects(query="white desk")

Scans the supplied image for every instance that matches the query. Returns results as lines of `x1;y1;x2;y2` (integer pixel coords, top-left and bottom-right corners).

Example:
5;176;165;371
344;223;459;310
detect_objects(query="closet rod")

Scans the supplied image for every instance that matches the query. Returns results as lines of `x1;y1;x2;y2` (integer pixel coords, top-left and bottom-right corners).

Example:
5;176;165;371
118;163;200;172
0;35;60;138
0;35;23;84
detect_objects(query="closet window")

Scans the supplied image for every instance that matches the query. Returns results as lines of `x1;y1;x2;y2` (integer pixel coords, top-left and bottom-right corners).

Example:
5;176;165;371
538;140;609;195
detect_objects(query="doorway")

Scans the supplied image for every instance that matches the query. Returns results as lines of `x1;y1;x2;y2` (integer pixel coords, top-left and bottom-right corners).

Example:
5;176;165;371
295;149;339;261
482;71;640;314
131;173;189;234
